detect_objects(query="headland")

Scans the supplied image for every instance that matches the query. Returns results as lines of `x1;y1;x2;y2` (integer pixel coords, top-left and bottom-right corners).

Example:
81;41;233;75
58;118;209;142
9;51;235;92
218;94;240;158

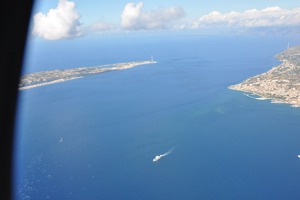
19;60;156;90
229;45;300;107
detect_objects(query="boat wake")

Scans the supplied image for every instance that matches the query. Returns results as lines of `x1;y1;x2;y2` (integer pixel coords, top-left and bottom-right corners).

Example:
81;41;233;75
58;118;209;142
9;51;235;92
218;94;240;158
153;146;176;162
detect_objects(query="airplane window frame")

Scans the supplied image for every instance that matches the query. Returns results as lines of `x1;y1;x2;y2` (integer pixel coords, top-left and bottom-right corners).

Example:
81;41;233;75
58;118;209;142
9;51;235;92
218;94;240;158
0;1;34;200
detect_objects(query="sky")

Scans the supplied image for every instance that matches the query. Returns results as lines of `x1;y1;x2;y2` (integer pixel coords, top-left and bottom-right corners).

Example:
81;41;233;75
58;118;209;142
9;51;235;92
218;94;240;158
30;0;300;40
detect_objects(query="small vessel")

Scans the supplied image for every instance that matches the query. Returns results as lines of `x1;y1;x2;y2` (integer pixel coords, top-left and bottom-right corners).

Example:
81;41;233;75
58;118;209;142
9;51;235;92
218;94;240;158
153;155;163;162
298;155;300;158
153;146;176;162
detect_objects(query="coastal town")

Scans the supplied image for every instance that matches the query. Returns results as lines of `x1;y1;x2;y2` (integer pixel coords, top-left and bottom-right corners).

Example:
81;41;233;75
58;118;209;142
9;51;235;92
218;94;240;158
19;60;156;90
229;44;300;107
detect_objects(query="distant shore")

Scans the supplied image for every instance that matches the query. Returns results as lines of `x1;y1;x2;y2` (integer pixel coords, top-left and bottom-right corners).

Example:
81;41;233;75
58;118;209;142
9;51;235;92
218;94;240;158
229;45;300;108
19;60;156;90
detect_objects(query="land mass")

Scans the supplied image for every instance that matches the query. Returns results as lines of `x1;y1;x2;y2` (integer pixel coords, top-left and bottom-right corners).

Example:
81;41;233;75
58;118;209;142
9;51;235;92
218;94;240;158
229;45;300;107
19;60;156;90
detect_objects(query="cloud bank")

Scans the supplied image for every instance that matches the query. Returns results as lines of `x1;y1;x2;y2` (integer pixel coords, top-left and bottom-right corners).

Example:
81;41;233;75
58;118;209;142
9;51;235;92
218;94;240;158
32;1;300;40
32;0;82;40
191;6;300;30
121;2;185;30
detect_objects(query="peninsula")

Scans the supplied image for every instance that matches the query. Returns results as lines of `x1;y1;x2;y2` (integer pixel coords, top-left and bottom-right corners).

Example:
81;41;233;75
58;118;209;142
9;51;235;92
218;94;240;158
229;45;300;107
19;60;156;90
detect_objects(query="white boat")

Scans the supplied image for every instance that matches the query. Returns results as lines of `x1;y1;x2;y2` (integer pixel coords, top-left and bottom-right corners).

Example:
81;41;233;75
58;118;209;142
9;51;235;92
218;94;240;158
153;155;163;162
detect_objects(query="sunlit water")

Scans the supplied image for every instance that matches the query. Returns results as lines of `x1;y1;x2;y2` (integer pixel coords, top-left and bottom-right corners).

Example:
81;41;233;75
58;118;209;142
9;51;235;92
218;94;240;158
15;34;300;200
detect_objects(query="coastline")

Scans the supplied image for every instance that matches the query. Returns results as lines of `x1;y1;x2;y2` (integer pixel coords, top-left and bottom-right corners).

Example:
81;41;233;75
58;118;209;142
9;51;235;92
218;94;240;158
228;45;300;108
19;60;156;90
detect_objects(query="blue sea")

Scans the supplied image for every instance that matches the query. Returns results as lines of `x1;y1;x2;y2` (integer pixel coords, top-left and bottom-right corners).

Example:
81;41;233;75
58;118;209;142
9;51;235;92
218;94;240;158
15;33;300;200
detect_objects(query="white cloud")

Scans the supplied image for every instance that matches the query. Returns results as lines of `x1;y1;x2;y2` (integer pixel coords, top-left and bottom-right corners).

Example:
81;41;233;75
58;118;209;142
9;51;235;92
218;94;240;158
32;1;300;38
32;0;82;40
121;2;185;30
191;6;300;30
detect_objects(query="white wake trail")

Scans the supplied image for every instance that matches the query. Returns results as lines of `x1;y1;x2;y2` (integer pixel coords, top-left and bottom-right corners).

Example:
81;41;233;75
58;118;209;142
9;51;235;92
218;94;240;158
153;146;176;162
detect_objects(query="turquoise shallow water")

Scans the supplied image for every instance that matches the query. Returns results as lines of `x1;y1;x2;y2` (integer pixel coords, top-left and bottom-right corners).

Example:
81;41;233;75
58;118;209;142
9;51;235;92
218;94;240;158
15;34;300;200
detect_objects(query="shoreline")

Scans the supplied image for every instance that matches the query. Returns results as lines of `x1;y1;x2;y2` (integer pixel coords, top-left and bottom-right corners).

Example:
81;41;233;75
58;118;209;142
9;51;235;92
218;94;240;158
228;43;300;108
19;60;156;90
232;87;295;106
229;79;300;108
